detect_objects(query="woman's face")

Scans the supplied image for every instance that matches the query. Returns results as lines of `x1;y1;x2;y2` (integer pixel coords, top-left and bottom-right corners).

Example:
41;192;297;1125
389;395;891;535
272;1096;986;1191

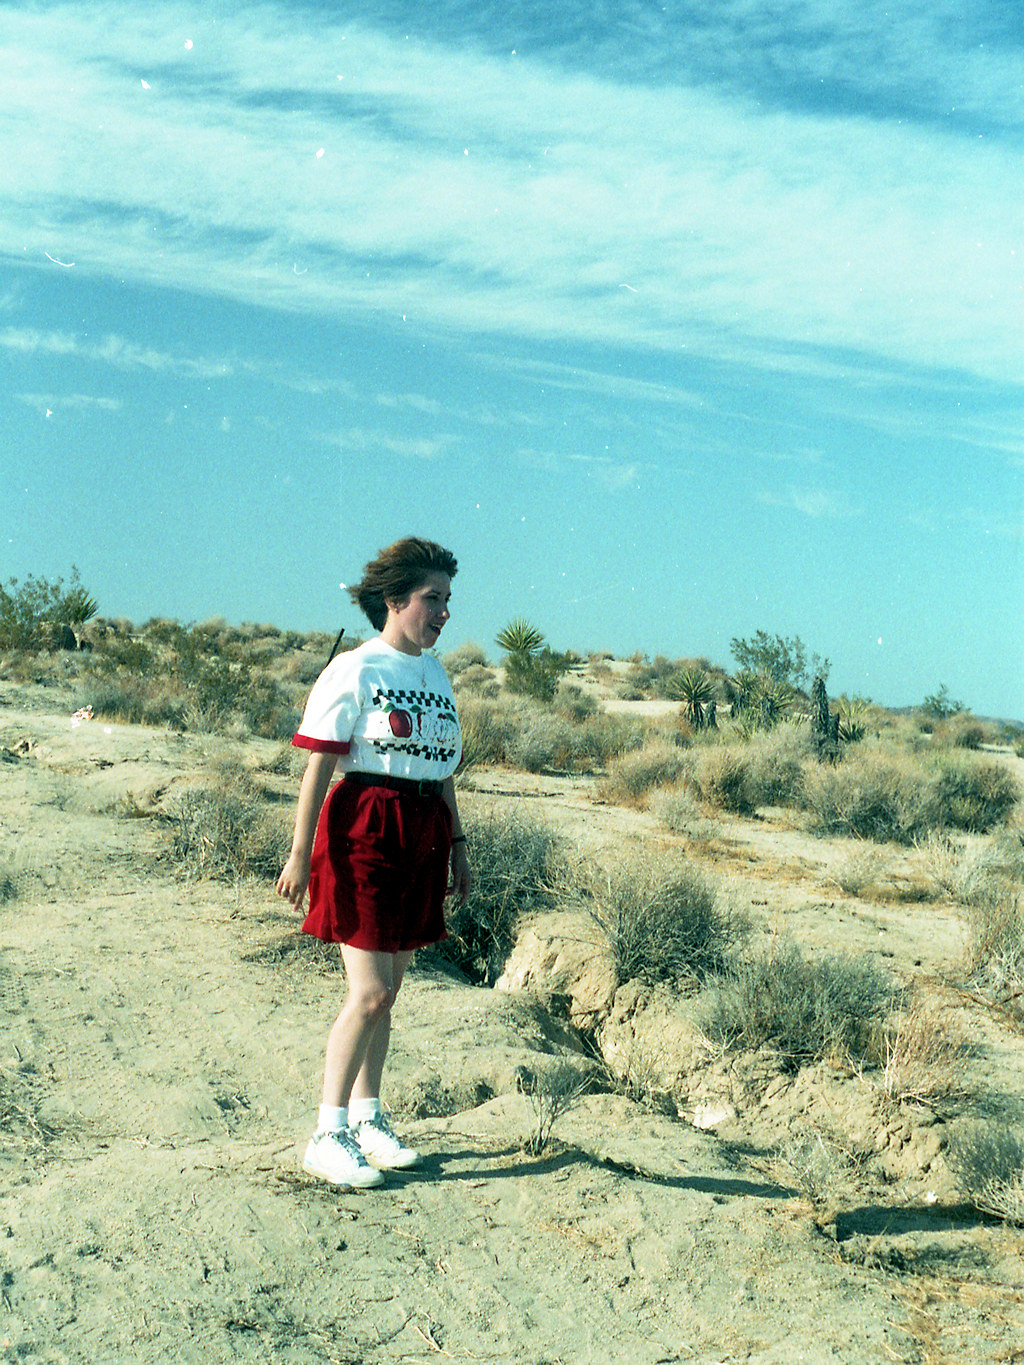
382;571;452;655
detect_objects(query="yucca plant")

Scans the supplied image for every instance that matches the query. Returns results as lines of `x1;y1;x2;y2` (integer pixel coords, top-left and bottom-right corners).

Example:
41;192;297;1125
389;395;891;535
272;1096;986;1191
755;675;793;730
668;667;716;730
837;696;869;744
60;585;99;628
496;619;545;657
728;669;759;719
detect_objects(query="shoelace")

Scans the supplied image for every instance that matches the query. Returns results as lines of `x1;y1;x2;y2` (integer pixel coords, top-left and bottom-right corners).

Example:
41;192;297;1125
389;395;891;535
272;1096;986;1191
322;1128;369;1161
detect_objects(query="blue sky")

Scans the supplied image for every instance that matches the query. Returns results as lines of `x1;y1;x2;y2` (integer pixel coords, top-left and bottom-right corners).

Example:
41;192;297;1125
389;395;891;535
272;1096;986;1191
2;0;1022;717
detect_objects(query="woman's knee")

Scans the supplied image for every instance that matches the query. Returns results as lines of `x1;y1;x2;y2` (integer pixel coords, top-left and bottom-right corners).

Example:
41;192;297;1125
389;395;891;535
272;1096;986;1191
348;983;394;1021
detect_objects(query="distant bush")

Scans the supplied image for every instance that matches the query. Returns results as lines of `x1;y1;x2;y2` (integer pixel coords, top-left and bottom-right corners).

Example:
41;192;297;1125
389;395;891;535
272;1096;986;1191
703;939;898;1070
442;641;490;677
435;807;560;985
457;696;520;767
580;855;744;988
0;567;97;649
729;630;830;691
801;743;1019;844
83;621;299;739
553;682;598;723
679;744;756;815
933;716;990;750
598;741;687;806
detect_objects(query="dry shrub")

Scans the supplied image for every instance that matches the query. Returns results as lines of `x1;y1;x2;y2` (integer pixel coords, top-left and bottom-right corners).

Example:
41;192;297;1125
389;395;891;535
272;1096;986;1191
576;854;744;988
932;715;996;750
801;744;932;843
509;710;593;773
522;1060;592;1155
703;938;899;1070
553;681;598;722
454;663;499;696
831;844;883;897
434;807;560;985
961;886;1024;1017
598;741;687;806
777;1128;859;1208
441;641;490;677
931;751;1020;833
919;832;1005;905
802;742;1019;844
875;999;971;1108
457;696;520;767
948;1123;1024;1224
170;778;291;881
649;787;716;843
739;722;813;807
679;744;755;815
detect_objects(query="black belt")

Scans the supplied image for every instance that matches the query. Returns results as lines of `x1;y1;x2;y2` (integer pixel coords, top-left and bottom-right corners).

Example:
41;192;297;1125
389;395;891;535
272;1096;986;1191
344;771;444;798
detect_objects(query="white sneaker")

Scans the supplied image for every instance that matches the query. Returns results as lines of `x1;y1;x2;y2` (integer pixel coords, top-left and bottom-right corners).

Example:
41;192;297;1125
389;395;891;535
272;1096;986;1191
352;1113;421;1169
303;1129;385;1188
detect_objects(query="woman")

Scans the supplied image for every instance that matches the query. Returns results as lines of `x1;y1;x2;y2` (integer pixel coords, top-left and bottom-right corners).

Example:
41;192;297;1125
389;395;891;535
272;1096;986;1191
276;537;472;1188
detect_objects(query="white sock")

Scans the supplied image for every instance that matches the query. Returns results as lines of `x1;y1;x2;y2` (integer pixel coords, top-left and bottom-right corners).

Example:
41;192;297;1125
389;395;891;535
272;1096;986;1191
348;1097;382;1125
317;1104;347;1134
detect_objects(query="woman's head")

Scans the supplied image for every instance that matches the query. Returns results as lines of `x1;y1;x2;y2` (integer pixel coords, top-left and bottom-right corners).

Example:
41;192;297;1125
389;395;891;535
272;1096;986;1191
349;537;458;632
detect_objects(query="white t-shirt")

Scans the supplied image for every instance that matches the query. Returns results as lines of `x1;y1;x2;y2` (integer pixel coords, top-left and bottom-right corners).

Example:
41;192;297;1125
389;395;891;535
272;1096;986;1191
292;638;461;781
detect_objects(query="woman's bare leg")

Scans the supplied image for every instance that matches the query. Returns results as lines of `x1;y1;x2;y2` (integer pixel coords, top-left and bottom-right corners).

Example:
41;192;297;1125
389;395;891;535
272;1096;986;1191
321;947;414;1107
351;949;414;1101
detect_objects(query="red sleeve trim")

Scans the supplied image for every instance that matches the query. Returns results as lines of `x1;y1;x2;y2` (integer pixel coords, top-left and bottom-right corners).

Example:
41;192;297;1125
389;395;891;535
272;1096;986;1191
291;735;352;754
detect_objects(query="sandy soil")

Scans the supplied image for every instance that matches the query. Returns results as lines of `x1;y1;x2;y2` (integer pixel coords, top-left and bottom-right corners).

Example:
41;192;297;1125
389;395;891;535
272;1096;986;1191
3;682;1024;1364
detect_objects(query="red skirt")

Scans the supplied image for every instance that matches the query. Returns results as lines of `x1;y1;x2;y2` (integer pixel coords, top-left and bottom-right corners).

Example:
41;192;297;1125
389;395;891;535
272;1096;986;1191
302;780;452;952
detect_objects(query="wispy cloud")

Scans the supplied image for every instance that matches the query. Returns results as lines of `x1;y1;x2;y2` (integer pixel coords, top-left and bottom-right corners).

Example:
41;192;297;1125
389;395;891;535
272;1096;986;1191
2;2;1023;386
318;428;453;460
17;392;123;415
757;485;857;519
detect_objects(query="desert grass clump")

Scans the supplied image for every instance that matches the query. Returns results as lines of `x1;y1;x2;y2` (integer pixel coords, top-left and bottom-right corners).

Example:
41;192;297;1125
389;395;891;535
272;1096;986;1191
703;938;899;1070
436;807;560;985
918;832;1005;906
170;778;292;882
598;741;687;806
947;1123;1024;1225
579;855;744;988
875;999;970;1109
961;887;1024;1017
522;1060;592;1155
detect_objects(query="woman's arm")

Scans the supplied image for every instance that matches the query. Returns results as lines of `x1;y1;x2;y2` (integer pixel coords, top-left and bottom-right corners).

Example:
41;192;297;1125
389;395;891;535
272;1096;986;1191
275;750;339;908
442;775;472;902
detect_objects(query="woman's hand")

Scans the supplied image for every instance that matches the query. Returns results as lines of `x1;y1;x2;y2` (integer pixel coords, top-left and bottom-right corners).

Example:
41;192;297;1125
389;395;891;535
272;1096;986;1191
449;841;472;903
276;853;311;909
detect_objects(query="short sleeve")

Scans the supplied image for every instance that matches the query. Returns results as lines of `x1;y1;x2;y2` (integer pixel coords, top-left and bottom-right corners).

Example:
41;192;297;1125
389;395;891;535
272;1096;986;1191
292;653;362;754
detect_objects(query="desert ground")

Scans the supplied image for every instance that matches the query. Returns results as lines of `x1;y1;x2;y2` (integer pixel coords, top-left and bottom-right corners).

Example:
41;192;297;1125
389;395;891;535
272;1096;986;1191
3;665;1024;1365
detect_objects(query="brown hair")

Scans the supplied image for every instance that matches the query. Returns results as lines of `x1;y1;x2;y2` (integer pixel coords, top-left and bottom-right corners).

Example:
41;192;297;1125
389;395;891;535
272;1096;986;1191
348;537;458;631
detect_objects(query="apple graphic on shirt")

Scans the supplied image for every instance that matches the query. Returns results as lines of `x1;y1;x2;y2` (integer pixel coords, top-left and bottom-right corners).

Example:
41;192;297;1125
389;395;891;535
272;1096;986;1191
388;708;414;738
